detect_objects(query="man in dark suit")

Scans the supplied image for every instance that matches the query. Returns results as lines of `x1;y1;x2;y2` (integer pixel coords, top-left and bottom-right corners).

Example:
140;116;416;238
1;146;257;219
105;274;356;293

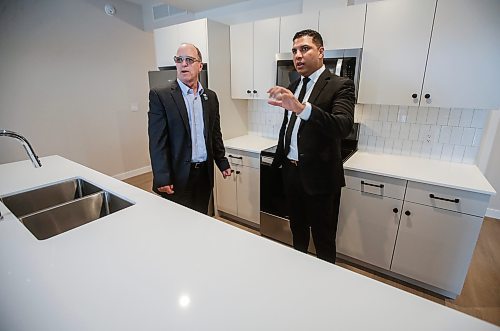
267;30;355;264
148;43;232;214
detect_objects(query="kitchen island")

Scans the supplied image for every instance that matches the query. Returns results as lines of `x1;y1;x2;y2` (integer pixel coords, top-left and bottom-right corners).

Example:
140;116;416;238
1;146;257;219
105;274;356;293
0;156;497;330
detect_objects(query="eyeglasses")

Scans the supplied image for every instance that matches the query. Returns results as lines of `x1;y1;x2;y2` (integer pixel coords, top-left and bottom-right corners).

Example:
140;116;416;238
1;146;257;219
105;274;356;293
173;56;201;65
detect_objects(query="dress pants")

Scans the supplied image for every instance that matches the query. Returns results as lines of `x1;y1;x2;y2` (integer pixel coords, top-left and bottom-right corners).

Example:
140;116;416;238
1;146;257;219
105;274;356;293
164;162;211;214
283;160;341;264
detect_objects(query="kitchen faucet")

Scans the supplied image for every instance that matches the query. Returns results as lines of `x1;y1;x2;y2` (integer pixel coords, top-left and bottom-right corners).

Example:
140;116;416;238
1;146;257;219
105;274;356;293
0;130;42;168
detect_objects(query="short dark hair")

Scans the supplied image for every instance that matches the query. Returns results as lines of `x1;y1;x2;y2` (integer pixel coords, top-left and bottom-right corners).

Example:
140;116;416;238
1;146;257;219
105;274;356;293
293;29;323;48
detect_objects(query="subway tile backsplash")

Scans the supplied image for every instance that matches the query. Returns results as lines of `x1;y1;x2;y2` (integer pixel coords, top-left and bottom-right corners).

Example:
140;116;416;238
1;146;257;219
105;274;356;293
247;101;489;164
354;104;488;164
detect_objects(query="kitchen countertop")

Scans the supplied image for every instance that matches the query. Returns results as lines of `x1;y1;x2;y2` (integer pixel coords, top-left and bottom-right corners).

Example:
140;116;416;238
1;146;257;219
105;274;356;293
344;151;496;195
0;156;498;330
223;134;277;154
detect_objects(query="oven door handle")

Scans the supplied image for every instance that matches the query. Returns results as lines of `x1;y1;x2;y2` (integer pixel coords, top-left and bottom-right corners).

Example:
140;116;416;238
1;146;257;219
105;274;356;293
261;156;274;165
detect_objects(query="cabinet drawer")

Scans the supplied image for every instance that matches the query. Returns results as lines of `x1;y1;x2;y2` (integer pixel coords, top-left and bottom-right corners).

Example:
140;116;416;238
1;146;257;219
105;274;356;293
405;181;490;217
344;170;406;200
226;148;260;169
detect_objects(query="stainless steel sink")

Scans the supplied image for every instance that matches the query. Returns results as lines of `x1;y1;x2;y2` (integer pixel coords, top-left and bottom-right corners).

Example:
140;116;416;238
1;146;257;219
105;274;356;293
1;178;134;240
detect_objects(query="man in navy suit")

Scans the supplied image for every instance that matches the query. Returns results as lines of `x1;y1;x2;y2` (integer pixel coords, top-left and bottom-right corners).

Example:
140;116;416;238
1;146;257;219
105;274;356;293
268;30;355;263
148;43;232;214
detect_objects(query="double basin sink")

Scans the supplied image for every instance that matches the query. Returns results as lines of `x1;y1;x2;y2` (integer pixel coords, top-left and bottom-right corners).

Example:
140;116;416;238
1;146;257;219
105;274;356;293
0;178;134;240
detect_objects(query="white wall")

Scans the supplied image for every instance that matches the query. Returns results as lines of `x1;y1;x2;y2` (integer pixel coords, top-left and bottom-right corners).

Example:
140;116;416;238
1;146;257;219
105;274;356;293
0;0;156;177
482;110;500;218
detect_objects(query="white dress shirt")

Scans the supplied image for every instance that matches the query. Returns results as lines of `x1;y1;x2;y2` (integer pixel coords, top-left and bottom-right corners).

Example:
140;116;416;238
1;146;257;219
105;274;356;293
286;65;326;161
177;79;207;162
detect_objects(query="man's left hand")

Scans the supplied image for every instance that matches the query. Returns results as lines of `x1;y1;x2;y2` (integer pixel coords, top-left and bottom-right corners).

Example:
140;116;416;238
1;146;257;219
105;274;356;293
222;168;232;178
267;86;306;114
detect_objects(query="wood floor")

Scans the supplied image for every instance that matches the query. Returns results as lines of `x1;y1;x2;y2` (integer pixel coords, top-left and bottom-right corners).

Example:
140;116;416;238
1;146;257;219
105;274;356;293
124;172;500;326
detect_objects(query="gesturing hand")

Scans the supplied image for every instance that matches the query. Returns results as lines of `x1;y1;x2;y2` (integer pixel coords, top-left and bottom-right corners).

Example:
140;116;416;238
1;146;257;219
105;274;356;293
267;86;306;114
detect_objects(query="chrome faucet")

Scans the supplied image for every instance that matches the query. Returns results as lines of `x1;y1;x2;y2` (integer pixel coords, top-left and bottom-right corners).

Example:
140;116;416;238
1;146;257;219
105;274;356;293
1;130;42;168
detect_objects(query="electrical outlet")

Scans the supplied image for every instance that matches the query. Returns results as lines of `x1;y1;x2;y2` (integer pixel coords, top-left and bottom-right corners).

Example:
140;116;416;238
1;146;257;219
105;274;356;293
130;103;139;112
425;134;432;144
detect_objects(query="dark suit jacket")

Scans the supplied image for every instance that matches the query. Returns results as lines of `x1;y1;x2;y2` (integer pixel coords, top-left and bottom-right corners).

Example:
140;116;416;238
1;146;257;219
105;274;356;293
272;70;355;195
148;80;230;195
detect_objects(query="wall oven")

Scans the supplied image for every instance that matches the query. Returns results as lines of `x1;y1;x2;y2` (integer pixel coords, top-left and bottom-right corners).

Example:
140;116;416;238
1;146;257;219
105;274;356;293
260;124;359;251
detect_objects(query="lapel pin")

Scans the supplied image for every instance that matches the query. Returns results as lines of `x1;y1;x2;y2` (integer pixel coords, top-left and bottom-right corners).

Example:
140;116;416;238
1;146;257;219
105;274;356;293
202;94;208;101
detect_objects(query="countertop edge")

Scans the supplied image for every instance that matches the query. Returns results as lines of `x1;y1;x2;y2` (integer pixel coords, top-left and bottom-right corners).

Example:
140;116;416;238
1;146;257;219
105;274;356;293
344;152;496;196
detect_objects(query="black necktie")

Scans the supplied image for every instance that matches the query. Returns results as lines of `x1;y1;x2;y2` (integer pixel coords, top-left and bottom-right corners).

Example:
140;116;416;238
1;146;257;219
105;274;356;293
284;77;310;157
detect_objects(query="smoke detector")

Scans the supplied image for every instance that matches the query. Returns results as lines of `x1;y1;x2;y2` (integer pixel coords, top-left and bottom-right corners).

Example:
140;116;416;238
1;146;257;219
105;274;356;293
104;4;116;16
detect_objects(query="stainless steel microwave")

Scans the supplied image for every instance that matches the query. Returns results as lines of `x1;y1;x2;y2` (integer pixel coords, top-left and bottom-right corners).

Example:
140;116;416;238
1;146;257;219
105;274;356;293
276;49;362;99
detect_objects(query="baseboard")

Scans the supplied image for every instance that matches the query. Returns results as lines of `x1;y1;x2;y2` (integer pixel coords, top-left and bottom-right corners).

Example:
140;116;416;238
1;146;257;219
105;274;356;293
113;165;151;180
485;208;500;220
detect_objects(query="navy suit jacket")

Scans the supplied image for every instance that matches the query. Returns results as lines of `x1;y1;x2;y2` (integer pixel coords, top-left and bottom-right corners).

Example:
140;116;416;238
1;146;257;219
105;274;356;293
272;70;355;195
148;80;229;195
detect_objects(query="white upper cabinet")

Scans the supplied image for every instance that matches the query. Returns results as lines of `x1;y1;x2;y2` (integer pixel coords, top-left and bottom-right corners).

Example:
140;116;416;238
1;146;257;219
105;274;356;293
154;19;208;68
358;0;436;107
230;18;279;99
154;25;177;67
230;22;254;99
421;0;500;109
279;12;319;53
319;4;366;50
359;0;500;109
176;19;209;64
253;18;280;98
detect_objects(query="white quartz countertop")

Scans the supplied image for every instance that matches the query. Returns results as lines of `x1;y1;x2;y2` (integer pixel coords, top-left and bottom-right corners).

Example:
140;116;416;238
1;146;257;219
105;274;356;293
224;134;277;153
0;156;497;330
344;152;496;195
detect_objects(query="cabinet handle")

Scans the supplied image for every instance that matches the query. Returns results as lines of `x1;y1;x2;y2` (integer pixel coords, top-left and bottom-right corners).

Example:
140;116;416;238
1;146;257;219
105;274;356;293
253;90;257;94
235;170;241;175
393;208;399;213
405;210;411;216
246;90;251;94
424;93;431;99
429;194;459;203
361;180;384;188
411;93;418;99
228;155;243;160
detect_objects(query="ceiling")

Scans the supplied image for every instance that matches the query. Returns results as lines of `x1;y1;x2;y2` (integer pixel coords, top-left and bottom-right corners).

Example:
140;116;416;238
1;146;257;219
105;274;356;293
125;0;251;12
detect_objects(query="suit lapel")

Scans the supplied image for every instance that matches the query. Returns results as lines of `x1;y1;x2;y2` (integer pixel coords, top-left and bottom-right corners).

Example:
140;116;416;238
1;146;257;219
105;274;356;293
299;70;331;131
307;70;330;105
171;81;191;138
201;91;209;140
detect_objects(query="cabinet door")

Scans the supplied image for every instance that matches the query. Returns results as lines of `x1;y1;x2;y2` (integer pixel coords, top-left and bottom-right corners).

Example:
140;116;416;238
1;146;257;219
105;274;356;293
230;22;254;99
358;0;436;106
253;17;280;99
319;5;366;50
154;25;178;67
337;188;403;270
391;201;483;295
177;19;209;64
215;167;237;215
236;165;260;225
421;0;500;109
279;12;319;53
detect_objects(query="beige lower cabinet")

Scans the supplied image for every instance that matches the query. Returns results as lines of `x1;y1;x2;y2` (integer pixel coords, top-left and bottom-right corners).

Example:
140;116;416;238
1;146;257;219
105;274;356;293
338;171;406;269
215;148;260;225
337;170;490;298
